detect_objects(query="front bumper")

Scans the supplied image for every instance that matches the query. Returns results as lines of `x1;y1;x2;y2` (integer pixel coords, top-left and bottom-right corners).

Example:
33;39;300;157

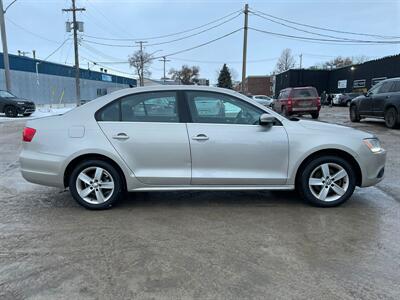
17;105;36;114
359;149;387;187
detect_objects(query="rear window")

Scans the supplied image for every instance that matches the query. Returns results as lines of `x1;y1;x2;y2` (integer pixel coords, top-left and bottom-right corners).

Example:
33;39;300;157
292;88;318;98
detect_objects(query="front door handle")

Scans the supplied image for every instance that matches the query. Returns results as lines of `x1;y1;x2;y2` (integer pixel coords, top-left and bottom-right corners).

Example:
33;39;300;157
112;133;129;140
192;134;209;141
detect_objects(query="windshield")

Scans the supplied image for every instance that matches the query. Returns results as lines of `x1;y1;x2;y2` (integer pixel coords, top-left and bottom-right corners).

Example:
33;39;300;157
0;90;16;98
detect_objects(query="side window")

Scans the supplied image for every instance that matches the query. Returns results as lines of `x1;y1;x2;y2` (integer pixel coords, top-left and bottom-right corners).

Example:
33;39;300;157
97;101;120;121
368;82;382;96
378;81;393;94
389;81;400;93
121;91;178;122
186;91;263;125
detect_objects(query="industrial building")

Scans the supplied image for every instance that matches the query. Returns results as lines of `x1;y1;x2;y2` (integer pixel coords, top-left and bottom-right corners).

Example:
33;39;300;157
0;53;137;105
274;54;400;96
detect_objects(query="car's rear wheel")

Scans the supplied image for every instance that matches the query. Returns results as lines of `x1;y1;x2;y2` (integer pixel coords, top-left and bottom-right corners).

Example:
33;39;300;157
384;107;399;129
4;105;17;117
282;106;289;117
350;105;360;122
311;112;319;119
69;160;123;209
297;155;356;207
23;113;32;117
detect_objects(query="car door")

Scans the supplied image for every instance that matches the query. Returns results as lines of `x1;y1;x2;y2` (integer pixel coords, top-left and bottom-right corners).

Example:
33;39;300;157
372;81;394;116
97;91;191;185
184;91;289;185
359;83;381;115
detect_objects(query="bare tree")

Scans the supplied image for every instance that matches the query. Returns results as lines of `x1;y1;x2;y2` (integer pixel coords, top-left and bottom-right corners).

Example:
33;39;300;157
128;50;153;86
169;65;200;85
275;48;296;73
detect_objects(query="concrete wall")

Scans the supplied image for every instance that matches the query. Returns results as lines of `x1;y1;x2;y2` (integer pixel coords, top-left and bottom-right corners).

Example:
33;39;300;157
0;69;132;105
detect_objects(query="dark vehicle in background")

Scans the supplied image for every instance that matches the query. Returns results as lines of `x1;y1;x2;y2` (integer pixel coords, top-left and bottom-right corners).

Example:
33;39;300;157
0;90;36;117
274;87;321;119
333;93;362;107
350;77;400;128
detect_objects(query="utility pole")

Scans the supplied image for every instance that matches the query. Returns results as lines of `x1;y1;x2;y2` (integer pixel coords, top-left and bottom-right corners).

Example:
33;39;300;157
241;3;249;94
135;41;147;86
0;0;11;91
159;56;170;84
62;0;85;106
299;54;303;69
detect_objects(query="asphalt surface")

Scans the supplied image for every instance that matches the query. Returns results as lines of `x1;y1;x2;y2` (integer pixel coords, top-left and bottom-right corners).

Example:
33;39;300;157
0;107;399;299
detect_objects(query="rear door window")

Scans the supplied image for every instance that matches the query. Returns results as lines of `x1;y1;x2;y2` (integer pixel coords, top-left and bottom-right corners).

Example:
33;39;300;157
292;88;317;98
389;81;400;93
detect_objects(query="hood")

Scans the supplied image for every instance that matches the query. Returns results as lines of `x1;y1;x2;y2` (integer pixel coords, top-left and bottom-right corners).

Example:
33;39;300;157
298;119;374;138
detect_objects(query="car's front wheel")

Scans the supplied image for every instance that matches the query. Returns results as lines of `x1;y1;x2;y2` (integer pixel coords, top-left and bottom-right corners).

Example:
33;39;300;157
69;160;123;209
350;105;360;122
297;155;356;207
4;105;17;117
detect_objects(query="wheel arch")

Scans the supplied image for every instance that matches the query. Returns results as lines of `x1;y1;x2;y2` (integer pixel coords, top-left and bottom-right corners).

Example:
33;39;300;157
63;153;127;190
294;148;362;187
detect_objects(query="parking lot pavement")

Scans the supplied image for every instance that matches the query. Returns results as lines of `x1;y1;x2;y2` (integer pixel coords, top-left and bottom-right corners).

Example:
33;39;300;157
0;108;400;299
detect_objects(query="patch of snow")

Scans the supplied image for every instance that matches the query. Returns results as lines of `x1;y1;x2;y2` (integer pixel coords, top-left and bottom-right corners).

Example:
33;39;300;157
0;105;75;123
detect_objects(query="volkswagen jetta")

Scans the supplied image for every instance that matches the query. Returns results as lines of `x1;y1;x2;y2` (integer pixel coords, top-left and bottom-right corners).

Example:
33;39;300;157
20;86;386;209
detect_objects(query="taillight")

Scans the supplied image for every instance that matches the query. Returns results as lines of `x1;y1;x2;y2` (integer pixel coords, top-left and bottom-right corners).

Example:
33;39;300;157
287;98;293;107
22;127;36;142
317;97;321;106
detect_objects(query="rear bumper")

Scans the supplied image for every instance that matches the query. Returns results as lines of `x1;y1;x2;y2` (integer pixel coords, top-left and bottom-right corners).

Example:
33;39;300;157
20;148;65;188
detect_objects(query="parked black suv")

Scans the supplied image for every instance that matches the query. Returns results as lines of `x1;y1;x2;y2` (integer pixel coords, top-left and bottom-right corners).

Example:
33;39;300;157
350;78;400;128
0;90;36;117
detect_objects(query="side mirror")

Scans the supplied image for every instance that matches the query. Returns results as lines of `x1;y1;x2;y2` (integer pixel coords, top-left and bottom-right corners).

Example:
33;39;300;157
259;113;276;126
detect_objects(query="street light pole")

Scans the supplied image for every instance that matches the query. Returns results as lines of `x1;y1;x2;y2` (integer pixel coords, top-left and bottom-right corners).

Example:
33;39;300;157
241;3;249;94
0;0;11;91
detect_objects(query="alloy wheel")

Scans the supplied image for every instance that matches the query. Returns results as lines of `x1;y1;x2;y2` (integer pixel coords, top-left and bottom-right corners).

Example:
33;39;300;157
76;167;115;204
308;163;349;202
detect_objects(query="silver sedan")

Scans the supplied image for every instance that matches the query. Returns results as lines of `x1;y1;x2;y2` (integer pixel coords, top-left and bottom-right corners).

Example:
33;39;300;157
20;86;386;209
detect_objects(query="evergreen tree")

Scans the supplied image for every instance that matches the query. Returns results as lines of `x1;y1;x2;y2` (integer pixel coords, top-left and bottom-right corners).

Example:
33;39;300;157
217;64;233;89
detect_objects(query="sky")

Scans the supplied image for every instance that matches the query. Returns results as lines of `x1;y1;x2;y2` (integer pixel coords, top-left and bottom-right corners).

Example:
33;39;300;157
3;0;400;84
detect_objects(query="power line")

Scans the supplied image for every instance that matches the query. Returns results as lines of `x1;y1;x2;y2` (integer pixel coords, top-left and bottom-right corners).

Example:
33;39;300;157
249;27;400;45
6;17;61;44
251;8;400;40
42;38;71;61
170;56;278;64
82;9;243;41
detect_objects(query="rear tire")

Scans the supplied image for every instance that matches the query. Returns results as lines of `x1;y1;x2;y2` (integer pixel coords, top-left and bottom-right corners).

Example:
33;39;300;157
311;112;319;119
69;160;123;210
384;107;399;129
296;155;356;207
23;113;32;117
4;105;17;117
282;106;289;117
350;105;360;122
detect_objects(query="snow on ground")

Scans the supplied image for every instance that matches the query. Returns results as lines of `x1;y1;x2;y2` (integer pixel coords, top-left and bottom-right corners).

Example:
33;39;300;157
0;105;75;123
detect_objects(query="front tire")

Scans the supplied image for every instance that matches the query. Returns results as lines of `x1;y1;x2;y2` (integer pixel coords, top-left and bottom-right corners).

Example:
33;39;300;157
69;160;123;209
297;155;356;207
384;107;399;129
350;105;360;122
4;105;17;117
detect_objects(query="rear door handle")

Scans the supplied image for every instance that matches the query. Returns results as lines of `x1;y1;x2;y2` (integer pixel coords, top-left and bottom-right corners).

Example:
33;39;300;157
112;133;129;140
192;134;209;141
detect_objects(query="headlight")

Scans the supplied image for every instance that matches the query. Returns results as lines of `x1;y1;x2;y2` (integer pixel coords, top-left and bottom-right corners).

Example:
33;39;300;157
363;138;383;153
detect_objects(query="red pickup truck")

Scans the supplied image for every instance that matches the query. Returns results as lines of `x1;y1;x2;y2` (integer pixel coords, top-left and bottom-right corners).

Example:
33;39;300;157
274;87;321;119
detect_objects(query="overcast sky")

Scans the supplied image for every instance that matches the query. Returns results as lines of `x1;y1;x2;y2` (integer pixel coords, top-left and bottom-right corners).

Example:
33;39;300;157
4;0;400;83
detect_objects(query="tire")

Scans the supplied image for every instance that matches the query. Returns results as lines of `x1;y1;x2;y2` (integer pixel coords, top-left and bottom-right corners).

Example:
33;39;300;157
23;113;32;117
384;107;399;129
69;160;123;210
282;106;289;117
350;105;360;122
4;105;17;117
311;112;319;119
296;155;356;207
